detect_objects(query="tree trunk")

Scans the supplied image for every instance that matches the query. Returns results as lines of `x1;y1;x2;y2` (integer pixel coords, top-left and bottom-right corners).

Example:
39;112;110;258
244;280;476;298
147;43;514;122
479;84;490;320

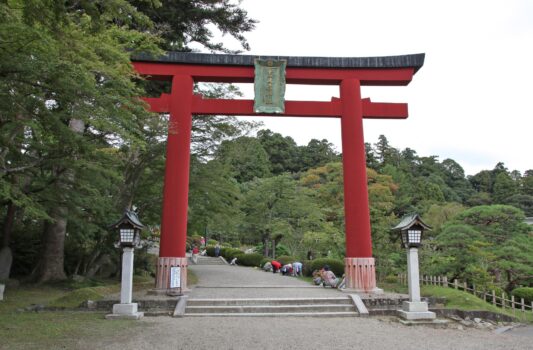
0;202;16;280
33;205;68;282
271;239;276;259
262;236;270;257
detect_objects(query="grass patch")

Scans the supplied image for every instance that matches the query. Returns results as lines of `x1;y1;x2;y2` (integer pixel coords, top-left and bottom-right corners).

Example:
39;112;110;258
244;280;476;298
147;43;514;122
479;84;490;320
0;283;146;349
48;285;119;308
381;282;533;323
421;285;533;323
188;269;199;286
0;311;143;349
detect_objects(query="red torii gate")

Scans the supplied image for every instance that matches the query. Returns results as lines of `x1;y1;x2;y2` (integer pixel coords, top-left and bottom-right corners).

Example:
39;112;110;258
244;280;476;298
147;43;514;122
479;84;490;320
131;52;425;293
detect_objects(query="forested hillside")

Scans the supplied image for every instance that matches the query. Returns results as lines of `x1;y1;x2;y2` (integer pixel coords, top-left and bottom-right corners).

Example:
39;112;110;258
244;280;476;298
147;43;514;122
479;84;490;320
0;1;531;295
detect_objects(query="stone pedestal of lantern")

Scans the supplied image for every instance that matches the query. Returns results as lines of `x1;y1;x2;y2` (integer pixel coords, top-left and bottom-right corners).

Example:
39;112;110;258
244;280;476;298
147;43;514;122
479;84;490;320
393;214;436;321
397;247;436;320
106;247;144;320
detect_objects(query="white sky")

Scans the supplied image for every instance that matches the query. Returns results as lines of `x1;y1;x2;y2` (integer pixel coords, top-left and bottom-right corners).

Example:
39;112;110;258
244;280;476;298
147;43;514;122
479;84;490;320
216;0;533;176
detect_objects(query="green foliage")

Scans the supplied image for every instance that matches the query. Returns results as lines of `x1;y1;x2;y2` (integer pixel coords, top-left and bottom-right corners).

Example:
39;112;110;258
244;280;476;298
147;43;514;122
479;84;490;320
276;255;297;265
512;287;533;304
221;248;243;260
309;258;344;277
236;253;264;267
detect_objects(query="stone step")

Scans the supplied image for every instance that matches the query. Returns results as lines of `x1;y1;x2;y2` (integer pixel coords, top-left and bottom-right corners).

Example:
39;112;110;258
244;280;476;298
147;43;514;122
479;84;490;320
187;297;353;306
186;304;355;314
183;297;359;317
184;311;359;317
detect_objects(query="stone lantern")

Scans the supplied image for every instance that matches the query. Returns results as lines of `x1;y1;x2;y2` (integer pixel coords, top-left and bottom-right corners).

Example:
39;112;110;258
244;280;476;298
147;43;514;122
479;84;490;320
106;210;144;320
392;213;436;321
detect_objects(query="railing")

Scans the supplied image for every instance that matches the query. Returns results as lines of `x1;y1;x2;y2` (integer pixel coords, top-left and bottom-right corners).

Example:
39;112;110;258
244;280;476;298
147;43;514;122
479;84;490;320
398;274;533;319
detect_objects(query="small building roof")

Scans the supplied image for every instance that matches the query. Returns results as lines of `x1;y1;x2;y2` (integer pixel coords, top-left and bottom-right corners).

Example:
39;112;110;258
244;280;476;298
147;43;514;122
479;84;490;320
111;210;144;230
392;213;432;231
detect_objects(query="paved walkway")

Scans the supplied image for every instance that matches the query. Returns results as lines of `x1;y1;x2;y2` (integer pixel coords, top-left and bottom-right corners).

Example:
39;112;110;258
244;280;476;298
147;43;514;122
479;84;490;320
188;263;345;298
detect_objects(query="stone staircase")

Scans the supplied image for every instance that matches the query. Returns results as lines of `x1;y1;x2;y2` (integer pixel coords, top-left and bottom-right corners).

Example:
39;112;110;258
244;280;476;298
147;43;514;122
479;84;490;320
184;297;360;317
192;256;227;265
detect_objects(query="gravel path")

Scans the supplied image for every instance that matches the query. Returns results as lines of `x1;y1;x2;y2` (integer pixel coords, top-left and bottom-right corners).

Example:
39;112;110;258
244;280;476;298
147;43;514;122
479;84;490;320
82;316;533;350
77;261;532;349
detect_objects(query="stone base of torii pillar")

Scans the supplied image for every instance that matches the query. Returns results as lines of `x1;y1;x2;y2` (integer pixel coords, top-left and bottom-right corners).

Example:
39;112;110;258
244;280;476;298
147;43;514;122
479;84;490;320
341;258;383;294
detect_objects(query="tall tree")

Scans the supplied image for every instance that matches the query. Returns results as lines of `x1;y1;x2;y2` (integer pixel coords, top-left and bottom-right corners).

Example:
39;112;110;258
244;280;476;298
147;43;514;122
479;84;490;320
131;0;257;52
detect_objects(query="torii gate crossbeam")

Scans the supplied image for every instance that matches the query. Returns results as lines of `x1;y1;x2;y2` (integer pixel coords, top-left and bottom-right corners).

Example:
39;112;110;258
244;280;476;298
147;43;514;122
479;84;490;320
131;52;425;293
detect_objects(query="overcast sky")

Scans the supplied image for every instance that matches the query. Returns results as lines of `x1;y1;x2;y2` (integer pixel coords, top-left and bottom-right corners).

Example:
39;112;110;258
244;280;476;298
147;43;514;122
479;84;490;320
214;0;532;176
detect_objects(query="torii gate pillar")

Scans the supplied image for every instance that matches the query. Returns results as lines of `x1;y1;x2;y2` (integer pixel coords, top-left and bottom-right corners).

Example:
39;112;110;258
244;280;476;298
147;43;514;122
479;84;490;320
340;78;379;292
132;52;425;294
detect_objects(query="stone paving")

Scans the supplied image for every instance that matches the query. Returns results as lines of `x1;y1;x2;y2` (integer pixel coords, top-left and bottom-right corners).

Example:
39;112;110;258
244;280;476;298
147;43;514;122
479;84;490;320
188;263;345;299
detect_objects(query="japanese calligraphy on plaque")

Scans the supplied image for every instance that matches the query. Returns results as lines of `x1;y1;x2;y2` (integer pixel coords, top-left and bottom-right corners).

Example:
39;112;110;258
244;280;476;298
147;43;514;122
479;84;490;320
254;59;287;113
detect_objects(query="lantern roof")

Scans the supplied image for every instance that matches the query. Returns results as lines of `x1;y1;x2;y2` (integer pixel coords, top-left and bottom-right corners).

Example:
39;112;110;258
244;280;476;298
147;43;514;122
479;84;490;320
111;210;144;230
392;213;432;231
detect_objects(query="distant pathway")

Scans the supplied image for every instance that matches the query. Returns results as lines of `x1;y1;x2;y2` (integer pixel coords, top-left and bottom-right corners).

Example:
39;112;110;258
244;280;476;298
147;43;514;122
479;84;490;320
188;262;342;298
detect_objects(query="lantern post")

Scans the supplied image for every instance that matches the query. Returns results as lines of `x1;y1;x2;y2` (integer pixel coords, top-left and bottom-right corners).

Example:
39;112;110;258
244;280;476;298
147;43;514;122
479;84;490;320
106;210;145;320
393;214;436;321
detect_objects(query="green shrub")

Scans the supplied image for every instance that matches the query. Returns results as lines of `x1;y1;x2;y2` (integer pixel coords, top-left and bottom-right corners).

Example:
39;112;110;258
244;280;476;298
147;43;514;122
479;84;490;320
206;239;218;246
276;255;296;265
223;248;243;260
310;258;344;277
302;260;313;276
512;287;533;304
384;275;399;284
274;244;290;257
206;246;215;257
237;253;264;267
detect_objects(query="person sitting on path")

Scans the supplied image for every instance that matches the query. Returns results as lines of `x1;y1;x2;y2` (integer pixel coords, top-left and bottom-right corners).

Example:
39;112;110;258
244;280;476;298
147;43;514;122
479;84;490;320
292;261;303;276
229;257;238;265
271;260;282;273
320;265;339;288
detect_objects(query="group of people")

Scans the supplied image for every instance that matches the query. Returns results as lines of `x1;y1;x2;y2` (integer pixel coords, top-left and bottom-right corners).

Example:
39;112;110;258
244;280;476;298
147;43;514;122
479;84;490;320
263;260;303;276
190;242;221;264
262;261;344;289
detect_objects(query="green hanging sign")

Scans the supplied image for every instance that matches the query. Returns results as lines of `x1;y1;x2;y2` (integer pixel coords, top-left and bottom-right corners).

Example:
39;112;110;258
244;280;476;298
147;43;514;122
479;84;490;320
254;59;287;114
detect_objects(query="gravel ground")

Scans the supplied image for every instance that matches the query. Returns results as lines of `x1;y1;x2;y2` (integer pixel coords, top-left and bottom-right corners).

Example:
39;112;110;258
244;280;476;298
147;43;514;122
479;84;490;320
81;316;533;350
76;260;532;349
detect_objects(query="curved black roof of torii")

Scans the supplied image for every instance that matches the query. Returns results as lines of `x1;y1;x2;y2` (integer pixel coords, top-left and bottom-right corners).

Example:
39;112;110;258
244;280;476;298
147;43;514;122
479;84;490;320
132;52;425;73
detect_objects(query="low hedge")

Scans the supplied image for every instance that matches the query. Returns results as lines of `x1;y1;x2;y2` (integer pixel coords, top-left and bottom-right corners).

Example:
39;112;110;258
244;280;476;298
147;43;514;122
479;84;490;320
308;258;345;277
236;253;264;267
223;248;243;260
512;287;533;304
302;260;313;276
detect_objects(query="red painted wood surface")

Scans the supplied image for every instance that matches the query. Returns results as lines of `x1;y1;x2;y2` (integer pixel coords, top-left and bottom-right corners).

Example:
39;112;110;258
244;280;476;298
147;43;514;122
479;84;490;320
340;79;373;258
135;61;415;265
143;94;408;119
158;75;193;258
132;62;415;85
